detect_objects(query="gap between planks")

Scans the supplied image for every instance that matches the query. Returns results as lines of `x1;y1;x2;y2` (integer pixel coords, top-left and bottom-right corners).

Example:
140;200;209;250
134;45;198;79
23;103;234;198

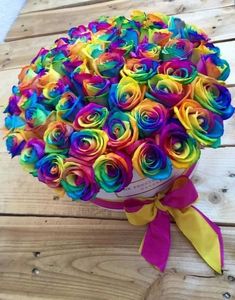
0;212;235;228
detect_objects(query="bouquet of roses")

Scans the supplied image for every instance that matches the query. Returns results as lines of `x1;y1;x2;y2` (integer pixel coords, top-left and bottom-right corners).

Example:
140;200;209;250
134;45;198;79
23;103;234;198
4;10;234;272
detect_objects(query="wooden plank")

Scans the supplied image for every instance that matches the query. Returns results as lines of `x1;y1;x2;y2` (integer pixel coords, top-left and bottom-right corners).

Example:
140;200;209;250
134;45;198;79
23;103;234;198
0;217;234;300
0;147;234;224
5;2;235;41
21;0;234;14
22;0;115;14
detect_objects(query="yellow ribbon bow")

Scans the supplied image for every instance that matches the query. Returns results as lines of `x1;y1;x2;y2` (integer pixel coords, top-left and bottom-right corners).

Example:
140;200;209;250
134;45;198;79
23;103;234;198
123;176;223;273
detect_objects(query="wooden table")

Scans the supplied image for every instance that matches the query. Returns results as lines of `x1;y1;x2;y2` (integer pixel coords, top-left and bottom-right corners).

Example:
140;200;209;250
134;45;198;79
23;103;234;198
0;1;235;299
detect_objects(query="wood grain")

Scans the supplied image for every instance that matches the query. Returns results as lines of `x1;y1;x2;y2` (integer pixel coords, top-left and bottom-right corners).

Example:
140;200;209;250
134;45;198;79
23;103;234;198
0;147;234;223
22;0;115;13
21;0;234;14
5;2;235;41
0;217;234;300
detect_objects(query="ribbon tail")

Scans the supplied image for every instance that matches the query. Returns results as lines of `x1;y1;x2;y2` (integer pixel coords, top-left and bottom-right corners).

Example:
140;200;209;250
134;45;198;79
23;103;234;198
169;206;224;273
140;210;171;272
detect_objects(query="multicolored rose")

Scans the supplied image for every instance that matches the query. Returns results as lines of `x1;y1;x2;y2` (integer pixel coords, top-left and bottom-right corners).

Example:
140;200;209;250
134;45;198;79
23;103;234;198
121;58;158;82
19;138;45;175
93;152;133;192
6;131;27;158
159;121;200;169
36;154;65;188
61;158;99;200
93;52;124;78
56;92;83;123
158;59;198;84
108;28;138;56
161;39;193;61
134;42;161;60
132;140;172;180
104;111;138;149
73;103;109;130
44;121;73;154
69;129;108;163
174;99;224;147
147;74;192;107
197;54;230;81
131;98;168;137
109;76;145;111
73;73;110;106
193;75;234;120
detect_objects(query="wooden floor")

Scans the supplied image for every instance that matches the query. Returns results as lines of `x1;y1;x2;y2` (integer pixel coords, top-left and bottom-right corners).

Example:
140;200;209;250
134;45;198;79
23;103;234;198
0;0;235;299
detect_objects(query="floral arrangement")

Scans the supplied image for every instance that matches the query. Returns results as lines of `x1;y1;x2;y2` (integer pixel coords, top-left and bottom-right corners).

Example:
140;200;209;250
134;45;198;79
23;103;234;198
3;11;234;273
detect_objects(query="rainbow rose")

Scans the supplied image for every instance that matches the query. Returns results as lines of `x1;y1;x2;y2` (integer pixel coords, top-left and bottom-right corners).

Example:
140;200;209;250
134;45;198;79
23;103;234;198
134;42;161;60
161;39;193;61
44;121;73;154
61;158;99;201
5;131;27;158
158;59;198;84
197;53;230;81
121;58;158;82
93;152;132;192
36;154;65;188
19;91;50;128
93;52;124;78
147;74;191;107
109;77;145;111
69;129;108;163
73;103;108;130
18;89;38;111
174;99;224;147
82;43;105;61
159;121;200;169
193;75;234;120
191;42;220;65
56;92;83;123
24;105;50;128
73;73;110;106
168;17;208;44
146;28;172;47
88;18;112;32
19;138;45;175
4;115;25;131
131;11;169;29
104;111;138;149
132;139;172;180
68;25;92;41
182;23;208;44
42;79;68;107
4;90;21;116
93;25;118;43
131;98;168;137
108;28;138;56
18;66;38;94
